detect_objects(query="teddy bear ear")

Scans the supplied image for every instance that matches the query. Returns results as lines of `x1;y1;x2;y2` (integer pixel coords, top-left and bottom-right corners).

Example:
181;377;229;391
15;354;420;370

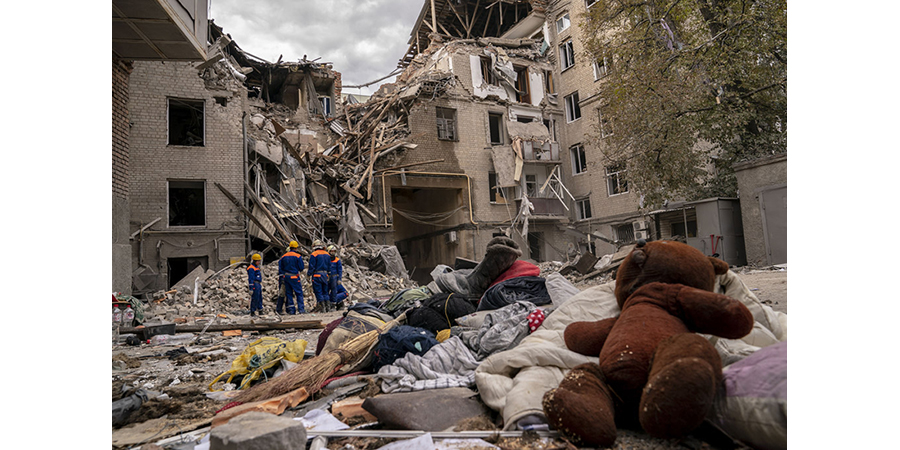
707;256;729;275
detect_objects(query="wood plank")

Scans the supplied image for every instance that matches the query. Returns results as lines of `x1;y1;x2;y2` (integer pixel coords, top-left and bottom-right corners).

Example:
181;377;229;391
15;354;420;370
215;182;285;248
120;320;325;335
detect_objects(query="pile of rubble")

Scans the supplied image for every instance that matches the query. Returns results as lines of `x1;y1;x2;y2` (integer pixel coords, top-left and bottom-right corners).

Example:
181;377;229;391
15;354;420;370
141;245;419;324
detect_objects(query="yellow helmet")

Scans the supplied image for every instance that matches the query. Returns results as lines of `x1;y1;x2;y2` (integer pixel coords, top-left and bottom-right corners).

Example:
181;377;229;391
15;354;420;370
251;253;262;261
289;240;299;248
313;239;324;248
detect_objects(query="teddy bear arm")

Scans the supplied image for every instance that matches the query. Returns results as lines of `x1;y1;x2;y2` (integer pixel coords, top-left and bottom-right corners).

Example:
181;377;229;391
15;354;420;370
564;317;618;356
673;285;755;339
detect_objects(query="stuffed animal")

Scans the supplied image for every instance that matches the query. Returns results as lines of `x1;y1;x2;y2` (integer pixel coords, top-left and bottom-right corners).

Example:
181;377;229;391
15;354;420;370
542;240;754;447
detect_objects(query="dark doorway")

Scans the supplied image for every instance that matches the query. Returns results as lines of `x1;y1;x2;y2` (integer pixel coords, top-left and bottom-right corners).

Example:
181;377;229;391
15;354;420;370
167;256;209;289
528;232;543;262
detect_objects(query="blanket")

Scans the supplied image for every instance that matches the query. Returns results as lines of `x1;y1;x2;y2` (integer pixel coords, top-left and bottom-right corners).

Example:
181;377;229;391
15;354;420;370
377;335;480;393
475;270;787;430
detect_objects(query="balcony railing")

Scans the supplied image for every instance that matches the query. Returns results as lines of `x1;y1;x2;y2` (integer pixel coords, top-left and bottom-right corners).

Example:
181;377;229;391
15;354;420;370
521;141;559;162
515;197;567;217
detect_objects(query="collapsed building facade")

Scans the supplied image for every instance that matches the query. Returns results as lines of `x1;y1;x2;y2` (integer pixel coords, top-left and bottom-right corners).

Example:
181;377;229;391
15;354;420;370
120;0;783;295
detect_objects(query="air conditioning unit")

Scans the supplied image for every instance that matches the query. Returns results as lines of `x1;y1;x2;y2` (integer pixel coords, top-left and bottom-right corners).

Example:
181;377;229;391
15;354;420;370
635;230;650;240
633;220;650;232
444;231;458;245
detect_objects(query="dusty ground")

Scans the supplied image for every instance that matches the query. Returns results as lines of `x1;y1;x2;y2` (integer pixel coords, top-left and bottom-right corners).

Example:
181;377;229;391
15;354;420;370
111;266;787;449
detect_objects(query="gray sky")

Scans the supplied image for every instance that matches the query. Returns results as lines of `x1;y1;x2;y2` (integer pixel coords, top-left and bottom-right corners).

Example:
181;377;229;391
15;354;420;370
209;0;425;96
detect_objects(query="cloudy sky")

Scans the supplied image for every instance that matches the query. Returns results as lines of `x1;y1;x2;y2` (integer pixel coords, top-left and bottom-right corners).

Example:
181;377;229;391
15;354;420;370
209;0;426;95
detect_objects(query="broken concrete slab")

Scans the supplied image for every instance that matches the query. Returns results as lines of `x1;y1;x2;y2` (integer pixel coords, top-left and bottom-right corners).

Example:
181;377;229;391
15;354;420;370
361;387;489;431
210;411;307;450
574;252;598;274
171;266;212;292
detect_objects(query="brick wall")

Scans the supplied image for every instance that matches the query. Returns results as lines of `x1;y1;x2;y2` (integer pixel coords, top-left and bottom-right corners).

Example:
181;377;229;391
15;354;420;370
113;56;133;199
128;60;248;289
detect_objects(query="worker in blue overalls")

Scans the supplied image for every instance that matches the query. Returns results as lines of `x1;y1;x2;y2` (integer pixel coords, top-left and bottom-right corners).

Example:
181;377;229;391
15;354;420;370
277;240;305;314
247;253;263;316
307;239;332;312
326;244;347;312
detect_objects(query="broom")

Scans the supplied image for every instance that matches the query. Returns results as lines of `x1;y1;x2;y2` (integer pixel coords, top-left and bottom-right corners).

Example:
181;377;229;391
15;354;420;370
233;313;404;404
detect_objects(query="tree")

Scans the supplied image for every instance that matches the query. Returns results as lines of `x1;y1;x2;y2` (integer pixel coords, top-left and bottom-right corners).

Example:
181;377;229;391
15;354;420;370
581;0;787;208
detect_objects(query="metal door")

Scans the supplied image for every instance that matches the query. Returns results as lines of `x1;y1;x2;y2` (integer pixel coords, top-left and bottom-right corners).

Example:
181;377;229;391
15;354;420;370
760;187;787;264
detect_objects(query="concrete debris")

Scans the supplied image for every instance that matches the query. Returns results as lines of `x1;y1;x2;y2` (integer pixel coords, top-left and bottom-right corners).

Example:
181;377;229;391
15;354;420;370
209;411;307;450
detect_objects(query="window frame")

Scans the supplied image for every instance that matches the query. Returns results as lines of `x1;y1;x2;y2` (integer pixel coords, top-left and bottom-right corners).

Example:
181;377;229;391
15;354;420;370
570;144;587;175
488;112;504;145
319;96;333;116
514;65;531;104
593;56;609;80
436;107;458;141
576;197;593;220
586;0;599;8
556;13;571;33
606;163;629;196
167;98;205;147
167;179;207;227
559;40;575;71
564;91;582;123
488;172;513;204
480;56;499;86
598;106;614;138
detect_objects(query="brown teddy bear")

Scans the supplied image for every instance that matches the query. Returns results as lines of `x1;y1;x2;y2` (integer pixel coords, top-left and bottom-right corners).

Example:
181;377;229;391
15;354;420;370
542;240;754;447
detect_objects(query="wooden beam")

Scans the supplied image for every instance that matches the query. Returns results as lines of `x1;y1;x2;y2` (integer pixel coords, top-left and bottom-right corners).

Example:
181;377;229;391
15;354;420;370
244;181;294;243
215;182;285;248
122;320;325;335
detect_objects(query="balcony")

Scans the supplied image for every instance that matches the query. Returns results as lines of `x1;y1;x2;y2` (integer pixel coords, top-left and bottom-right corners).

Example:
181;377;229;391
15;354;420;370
521;141;560;163
516;196;567;217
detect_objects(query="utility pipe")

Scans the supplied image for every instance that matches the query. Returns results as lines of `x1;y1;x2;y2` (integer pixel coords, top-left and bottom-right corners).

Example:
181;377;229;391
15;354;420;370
377;171;478;226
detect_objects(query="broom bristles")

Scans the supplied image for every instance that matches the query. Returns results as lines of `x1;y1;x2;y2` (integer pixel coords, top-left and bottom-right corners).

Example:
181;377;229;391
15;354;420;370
233;328;384;404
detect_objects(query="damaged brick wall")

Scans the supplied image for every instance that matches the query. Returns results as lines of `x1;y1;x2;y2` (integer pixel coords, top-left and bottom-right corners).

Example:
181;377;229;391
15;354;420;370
113;56;133;200
128;60;249;292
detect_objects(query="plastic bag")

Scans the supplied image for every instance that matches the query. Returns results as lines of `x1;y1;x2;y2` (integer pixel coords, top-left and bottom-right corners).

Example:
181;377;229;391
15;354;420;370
208;337;308;391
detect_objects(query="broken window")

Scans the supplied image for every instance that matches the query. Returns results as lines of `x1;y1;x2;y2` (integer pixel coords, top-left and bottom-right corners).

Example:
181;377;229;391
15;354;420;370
598;106;614;138
515;66;531;104
560;40;575;70
480;57;499;86
570;144;587;174
489;113;504;145
168;98;205;146
436;107;457;141
565;91;581;122
544;70;556;95
168;180;206;227
544;118;557;141
586;0;599;8
528;232;543;261
319;96;333;116
525;174;538;197
576;197;592;220
489;172;510;204
606;163;628;196
556;13;571;33
614;223;635;242
593;57;610;80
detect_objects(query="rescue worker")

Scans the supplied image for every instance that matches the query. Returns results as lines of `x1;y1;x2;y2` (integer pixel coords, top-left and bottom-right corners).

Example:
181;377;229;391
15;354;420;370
327;244;346;311
307;239;332;312
247;253;263;316
277;241;305;314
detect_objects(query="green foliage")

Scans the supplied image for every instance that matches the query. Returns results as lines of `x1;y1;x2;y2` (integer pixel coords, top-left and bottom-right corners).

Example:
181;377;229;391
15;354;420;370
581;0;786;208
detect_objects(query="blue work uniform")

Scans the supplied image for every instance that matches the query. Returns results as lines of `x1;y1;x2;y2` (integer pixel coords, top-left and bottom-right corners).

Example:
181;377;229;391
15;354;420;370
328;255;345;305
247;262;262;313
278;250;305;314
307;249;332;307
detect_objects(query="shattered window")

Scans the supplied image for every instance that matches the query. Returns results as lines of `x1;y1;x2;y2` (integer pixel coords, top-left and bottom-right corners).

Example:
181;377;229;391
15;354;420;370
606;164;628;196
489;172;510;204
525;174;538;198
570;144;587;174
168;98;205;146
576;198;592;220
436;107;457;141
598;107;614;138
593;57;609;80
319;96;333;116
560;40;575;70
489;113;504;145
565;91;581;122
544;70;556;94
515;66;531;104
480;57;499;85
168;180;206;227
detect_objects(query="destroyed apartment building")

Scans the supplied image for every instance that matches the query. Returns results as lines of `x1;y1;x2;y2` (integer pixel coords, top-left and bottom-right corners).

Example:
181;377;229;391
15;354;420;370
124;0;782;295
